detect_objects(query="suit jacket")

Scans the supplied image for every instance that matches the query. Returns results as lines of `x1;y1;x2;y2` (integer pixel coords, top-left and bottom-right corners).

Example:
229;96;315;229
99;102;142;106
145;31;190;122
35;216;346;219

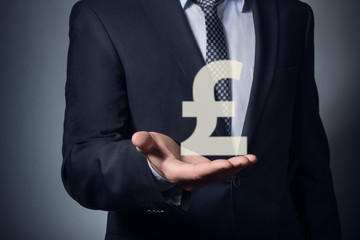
62;0;341;239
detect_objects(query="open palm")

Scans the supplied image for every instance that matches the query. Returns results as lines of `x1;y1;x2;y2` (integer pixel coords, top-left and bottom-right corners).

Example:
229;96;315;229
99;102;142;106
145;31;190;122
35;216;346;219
132;131;257;191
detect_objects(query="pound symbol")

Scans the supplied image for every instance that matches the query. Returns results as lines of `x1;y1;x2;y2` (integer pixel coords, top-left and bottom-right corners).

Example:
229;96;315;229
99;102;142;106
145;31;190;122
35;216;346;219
181;60;247;156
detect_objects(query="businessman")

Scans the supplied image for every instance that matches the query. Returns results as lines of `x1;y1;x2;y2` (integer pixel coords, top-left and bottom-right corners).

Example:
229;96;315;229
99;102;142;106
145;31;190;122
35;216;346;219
62;0;341;239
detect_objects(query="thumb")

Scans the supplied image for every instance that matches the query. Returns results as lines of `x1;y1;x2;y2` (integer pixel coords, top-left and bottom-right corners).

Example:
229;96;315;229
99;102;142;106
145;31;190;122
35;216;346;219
131;131;155;154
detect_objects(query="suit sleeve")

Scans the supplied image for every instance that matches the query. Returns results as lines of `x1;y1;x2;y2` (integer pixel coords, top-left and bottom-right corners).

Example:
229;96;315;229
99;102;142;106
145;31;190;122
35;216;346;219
62;1;172;212
290;4;341;239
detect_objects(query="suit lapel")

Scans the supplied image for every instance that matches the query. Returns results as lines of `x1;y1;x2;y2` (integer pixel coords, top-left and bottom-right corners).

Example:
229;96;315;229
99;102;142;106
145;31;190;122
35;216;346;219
242;0;279;146
140;0;205;93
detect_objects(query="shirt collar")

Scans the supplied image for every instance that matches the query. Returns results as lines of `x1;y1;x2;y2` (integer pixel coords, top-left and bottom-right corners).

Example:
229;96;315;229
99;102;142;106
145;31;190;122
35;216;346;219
179;0;248;13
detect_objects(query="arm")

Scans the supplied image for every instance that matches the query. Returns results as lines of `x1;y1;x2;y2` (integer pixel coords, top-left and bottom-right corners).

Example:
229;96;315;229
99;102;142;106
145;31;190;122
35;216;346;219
290;5;341;239
62;1;165;211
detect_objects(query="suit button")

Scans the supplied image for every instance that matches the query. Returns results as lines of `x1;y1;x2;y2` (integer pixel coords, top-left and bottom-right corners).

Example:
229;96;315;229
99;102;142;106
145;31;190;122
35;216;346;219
232;175;241;188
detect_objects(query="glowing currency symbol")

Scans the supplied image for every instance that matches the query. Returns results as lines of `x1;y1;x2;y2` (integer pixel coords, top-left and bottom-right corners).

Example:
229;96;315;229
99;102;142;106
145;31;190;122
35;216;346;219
181;60;247;156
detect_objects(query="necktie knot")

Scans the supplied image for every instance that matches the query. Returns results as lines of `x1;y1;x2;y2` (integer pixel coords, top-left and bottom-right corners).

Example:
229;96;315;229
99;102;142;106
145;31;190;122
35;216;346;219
193;0;224;9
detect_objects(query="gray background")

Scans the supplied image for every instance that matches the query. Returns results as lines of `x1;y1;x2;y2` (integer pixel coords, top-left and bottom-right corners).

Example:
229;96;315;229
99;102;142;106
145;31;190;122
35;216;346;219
0;0;359;239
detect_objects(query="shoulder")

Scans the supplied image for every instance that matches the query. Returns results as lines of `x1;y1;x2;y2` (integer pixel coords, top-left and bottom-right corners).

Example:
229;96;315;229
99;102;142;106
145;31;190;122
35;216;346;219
75;0;138;8
69;0;145;30
70;0;142;19
275;0;314;29
276;0;313;18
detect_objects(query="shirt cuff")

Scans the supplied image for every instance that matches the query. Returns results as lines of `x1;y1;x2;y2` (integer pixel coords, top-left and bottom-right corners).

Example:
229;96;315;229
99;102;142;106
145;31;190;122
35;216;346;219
147;160;175;192
147;160;183;206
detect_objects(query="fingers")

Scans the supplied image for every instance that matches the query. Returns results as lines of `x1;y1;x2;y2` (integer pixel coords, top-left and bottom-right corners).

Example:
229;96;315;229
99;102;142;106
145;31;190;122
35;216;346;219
195;160;234;179
181;155;211;164
169;160;234;184
174;160;239;191
131;131;155;154
228;154;257;168
244;154;257;164
183;160;232;181
177;155;258;191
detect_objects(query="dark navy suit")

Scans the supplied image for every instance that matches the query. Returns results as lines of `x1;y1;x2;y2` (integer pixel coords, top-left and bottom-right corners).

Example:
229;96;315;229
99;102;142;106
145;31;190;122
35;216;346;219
62;0;341;239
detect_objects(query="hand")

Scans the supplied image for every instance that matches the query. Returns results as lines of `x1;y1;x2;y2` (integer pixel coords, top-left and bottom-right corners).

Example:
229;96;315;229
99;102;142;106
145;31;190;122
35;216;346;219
132;131;257;191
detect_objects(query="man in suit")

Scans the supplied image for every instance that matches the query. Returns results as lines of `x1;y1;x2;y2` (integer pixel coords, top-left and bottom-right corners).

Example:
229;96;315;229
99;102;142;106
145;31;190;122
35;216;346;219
62;0;341;239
